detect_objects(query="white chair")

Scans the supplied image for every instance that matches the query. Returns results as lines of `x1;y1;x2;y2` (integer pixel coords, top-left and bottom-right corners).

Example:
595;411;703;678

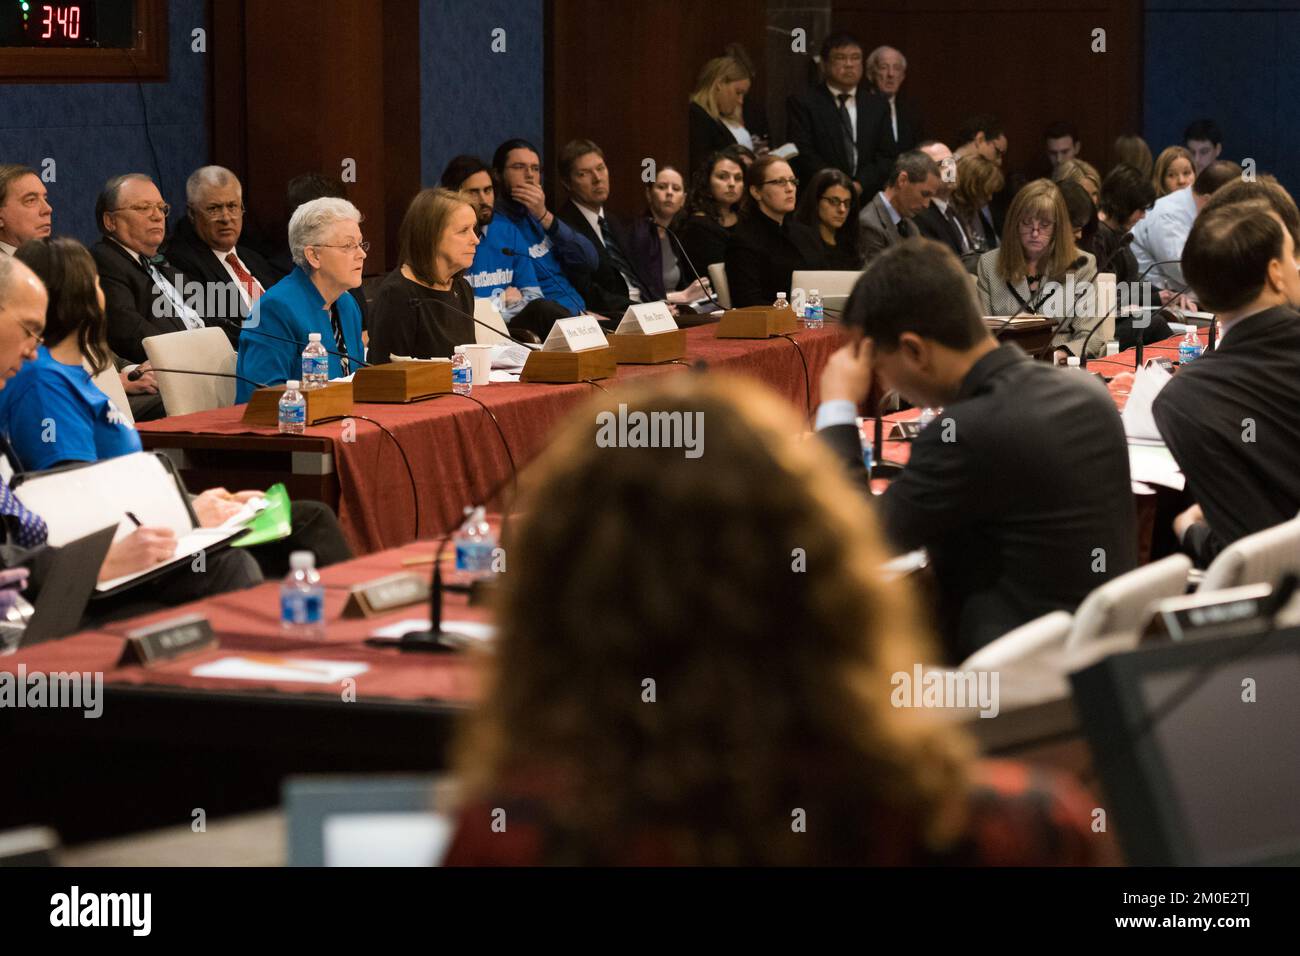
1065;554;1193;651
707;262;731;310
90;363;134;427
1199;512;1300;592
473;296;512;345
790;270;861;310
142;327;237;416
960;610;1073;672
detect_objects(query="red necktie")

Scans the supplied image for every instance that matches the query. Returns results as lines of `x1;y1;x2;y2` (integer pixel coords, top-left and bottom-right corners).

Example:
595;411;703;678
225;252;263;304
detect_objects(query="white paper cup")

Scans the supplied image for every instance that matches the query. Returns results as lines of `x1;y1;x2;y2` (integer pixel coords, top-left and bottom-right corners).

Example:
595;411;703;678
456;344;495;386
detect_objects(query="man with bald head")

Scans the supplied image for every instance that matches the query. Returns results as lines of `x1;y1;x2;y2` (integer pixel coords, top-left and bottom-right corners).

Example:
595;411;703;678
91;173;208;365
912;141;972;257
866;45;924;160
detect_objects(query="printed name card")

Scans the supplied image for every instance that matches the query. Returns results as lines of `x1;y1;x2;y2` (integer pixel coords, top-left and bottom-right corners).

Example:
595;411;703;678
343;571;431;618
120;613;216;667
616;302;679;336
542;315;609;353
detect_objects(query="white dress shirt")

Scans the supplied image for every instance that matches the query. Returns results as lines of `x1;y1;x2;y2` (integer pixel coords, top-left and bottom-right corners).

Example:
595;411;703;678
0;240;15;257
212;246;263;311
1130;186;1198;290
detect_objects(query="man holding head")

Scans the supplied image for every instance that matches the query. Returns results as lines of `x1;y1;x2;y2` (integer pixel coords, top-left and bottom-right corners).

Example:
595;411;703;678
858;150;942;265
815;238;1135;661
165;165;281;346
1154;193;1300;566
0;165;51;255
912;141;971;256
786;32;890;196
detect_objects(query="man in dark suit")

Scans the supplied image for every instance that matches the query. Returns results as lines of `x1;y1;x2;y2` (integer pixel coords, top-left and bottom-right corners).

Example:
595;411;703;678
816;239;1136;661
786;32;891;198
91;173;209;365
865;45;924;163
555;139;655;324
164;166;282;348
912;141;973;259
1153;198;1300;567
858;151;941;266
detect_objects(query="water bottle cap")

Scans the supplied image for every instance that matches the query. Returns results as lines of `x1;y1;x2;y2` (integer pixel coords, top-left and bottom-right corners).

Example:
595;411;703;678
1066;355;1081;367
308;332;322;342
776;293;786;300
810;289;819;296
285;379;300;388
289;551;315;570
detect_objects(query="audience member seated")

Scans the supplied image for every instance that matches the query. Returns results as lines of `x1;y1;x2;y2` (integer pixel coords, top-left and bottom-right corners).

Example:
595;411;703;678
1111;133;1153;180
0;164;51;255
724;156;823;307
164;165;282;348
786;32;889;196
1130;160;1239;293
975;179;1099;358
1184;118;1224;173
858;150;941;266
1052;158;1101;207
0;255;261;620
688;49;755;176
954;113;1014;232
91;173;208;365
815;240;1136;660
677;151;745;272
235;198;366;401
444;372;1100;864
275;173;369;328
1084;163;1165;349
556;139;655;323
951;154;1004;256
367;188;478;365
792;168;860;270
1152;146;1195;198
866;45;923;160
9;238;348;581
1057;179;1096;246
1154;195;1300;567
1043;120;1083;173
627;165;709;305
913;142;972;258
491;138;596;316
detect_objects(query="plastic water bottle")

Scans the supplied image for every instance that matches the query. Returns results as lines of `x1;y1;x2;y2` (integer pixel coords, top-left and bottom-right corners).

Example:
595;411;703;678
773;292;790;311
454;506;496;578
301;333;329;389
278;380;306;435
281;551;325;638
451;351;472;395
804;289;824;329
1179;326;1204;364
1066;355;1082;370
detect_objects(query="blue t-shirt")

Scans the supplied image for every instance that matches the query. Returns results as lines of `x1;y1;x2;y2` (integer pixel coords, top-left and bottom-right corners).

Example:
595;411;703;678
0;347;142;471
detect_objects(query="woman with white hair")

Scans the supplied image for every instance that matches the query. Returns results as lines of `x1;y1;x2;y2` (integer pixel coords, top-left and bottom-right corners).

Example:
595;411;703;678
234;197;367;401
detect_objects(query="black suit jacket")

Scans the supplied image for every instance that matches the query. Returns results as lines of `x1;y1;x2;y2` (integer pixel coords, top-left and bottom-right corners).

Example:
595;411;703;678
688;102;741;178
871;90;924;161
163;217;284;346
556;200;655;321
1153;305;1300;566
912;203;966;256
786;83;892;196
92;238;200;365
821;344;1137;662
723;209;824;308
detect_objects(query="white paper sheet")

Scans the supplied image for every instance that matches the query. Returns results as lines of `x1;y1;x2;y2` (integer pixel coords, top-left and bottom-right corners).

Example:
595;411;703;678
190;656;370;684
1128;442;1185;490
1121;362;1173;442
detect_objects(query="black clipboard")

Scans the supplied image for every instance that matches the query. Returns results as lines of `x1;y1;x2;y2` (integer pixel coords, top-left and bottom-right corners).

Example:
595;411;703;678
12;524;118;647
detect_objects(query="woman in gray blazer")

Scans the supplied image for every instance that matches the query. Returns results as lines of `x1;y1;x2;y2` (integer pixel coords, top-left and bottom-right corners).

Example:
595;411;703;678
976;179;1103;359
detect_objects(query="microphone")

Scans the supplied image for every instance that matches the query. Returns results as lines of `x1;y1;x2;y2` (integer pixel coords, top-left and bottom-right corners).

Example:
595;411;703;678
659;226;725;312
407;296;542;350
1095;232;1135;275
239;326;371;369
129;366;270;391
1040;255;1092;357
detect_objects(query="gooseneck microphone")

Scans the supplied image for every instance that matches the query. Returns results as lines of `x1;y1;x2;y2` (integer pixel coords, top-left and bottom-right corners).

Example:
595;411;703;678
129;366;270;391
407;295;541;350
659;226;725;312
239;326;371;368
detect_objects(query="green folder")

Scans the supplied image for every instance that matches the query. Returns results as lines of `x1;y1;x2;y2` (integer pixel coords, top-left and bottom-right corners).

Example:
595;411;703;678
230;483;293;548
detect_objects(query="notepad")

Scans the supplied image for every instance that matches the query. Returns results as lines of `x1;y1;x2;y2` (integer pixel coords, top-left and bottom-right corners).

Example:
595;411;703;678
191;656;370;684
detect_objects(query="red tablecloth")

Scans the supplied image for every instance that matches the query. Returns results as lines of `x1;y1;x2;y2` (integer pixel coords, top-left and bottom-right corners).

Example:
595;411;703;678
138;324;845;553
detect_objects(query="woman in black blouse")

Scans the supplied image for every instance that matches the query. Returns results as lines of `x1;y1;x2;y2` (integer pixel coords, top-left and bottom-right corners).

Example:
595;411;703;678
687;50;755;176
793;168;860;270
677;151;746;274
724;156;823;307
368;187;478;364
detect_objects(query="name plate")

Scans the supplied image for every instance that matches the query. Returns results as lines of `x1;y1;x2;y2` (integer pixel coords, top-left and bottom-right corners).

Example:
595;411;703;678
1142;584;1273;644
616;302;678;336
120;613;216;667
542;315;609;353
342;571;431;619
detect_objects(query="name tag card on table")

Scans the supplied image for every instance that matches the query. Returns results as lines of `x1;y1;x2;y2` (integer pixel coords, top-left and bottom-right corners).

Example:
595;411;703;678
120;613;217;667
342;572;431;618
611;302;687;364
522;316;616;382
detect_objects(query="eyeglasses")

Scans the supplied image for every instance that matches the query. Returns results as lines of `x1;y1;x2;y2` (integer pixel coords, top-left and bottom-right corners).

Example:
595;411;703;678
112;202;170;217
194;201;245;219
505;163;541;175
16;320;43;344
820;196;851;209
763;177;799;189
1018;218;1055;235
314;240;370;254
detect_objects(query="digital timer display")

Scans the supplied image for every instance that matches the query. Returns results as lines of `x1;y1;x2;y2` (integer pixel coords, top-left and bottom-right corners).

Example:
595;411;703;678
0;0;134;48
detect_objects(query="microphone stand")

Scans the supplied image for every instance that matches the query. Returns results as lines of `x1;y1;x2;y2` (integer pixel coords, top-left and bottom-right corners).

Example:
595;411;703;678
871;390;905;480
136;366;269;391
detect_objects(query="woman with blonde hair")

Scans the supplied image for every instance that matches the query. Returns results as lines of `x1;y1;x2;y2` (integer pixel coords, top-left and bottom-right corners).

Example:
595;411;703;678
688;48;755;175
442;374;1099;866
1052;157;1102;206
366;187;478;364
951;153;1004;254
975;179;1100;358
1111;133;1153;180
1152;145;1196;197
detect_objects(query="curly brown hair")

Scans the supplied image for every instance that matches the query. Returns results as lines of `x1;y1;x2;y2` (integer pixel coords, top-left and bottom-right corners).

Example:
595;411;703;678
453;374;974;865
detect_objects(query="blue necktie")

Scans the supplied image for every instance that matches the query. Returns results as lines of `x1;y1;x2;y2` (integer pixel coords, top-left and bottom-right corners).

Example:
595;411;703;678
0;478;47;550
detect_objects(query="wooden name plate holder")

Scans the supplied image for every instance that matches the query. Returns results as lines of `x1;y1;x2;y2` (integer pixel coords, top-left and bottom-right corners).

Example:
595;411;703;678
352;361;453;403
520;346;617;383
241;381;353;426
610;328;687;364
715;305;801;339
